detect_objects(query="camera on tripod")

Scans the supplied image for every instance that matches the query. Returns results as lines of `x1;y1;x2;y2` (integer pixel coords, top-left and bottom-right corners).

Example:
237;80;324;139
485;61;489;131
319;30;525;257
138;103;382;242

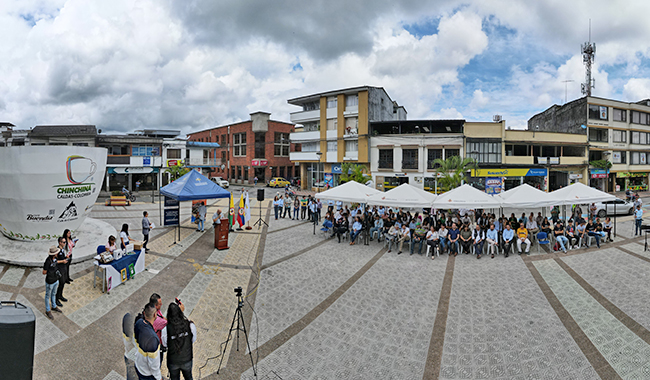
234;286;242;297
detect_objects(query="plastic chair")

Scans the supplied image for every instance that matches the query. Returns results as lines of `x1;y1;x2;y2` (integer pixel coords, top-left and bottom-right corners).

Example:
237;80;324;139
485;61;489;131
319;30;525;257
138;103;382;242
536;232;550;253
425;242;440;258
585;234;595;248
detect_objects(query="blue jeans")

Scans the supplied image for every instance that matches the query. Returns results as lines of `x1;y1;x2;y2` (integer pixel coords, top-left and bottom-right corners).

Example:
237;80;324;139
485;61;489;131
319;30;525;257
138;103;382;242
135;366;157;380
45;280;59;312
474;241;484;255
636;219;643;235
411;238;424;254
439;237;448;253
588;232;602;247
350;230;361;243
168;360;193;380
197;218;204;231
274;205;279;219
293;208;299;219
556;235;569;251
449;240;459;254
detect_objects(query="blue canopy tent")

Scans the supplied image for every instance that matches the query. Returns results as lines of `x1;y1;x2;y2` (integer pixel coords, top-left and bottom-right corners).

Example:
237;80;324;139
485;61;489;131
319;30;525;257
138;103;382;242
160;170;231;244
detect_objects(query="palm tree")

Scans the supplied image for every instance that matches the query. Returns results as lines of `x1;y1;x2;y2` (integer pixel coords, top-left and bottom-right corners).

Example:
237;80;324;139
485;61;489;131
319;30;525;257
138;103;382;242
340;163;371;184
433;156;477;191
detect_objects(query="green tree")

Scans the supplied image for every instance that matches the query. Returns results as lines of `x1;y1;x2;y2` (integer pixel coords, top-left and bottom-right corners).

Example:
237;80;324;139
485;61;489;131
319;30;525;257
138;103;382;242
340;163;371;184
589;159;612;170
166;165;190;181
433;156;477;191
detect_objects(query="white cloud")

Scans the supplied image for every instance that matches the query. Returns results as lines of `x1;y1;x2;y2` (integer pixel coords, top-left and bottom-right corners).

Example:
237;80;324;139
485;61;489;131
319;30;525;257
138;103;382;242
469;89;489;109
623;78;650;101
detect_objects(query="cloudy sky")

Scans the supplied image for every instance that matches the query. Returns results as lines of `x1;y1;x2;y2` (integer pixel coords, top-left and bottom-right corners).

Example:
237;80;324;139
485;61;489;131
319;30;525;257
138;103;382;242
2;0;650;135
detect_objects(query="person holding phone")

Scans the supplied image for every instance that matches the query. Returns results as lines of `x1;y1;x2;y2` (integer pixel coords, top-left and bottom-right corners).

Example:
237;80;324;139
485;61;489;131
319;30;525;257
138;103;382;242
62;229;76;283
43;245;67;320
161;300;195;380
55;237;70;307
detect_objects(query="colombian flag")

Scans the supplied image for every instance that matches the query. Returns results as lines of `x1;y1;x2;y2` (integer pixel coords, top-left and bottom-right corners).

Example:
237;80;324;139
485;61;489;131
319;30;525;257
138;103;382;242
237;193;245;228
228;193;234;227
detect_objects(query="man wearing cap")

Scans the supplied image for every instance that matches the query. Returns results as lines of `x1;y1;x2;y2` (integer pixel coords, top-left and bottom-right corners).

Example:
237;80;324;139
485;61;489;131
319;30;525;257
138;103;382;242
43;245;67;320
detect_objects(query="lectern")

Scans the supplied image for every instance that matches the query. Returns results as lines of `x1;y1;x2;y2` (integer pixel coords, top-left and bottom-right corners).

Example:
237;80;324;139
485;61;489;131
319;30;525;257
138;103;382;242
215;221;229;250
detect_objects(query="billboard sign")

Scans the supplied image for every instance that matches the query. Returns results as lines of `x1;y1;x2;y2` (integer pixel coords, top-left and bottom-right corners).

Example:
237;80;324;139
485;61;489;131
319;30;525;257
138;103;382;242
485;177;503;195
0;147;107;241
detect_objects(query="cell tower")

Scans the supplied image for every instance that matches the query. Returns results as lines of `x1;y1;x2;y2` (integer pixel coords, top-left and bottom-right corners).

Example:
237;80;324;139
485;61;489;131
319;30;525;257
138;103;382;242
581;20;596;96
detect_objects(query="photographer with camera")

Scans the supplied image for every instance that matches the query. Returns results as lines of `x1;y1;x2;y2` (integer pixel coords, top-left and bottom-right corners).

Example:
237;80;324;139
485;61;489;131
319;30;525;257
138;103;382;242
161;299;196;380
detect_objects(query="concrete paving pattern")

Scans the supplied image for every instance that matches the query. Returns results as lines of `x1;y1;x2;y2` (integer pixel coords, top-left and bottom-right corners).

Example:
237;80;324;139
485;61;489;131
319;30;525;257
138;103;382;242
0;192;649;379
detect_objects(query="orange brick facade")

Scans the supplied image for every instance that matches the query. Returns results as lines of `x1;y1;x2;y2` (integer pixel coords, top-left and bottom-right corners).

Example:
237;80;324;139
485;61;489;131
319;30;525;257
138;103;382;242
188;118;296;185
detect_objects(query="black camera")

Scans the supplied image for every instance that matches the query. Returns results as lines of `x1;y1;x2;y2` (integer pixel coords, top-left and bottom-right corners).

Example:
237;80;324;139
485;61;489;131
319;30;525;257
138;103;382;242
234;286;242;297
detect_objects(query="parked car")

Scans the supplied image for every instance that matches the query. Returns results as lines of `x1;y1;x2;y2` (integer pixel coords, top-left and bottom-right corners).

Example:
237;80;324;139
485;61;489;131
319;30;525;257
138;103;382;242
594;199;634;217
211;176;229;188
268;177;290;188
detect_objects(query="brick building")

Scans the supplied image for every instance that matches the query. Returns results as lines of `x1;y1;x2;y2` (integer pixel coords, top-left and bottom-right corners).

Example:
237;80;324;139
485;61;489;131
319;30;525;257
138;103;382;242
187;112;296;185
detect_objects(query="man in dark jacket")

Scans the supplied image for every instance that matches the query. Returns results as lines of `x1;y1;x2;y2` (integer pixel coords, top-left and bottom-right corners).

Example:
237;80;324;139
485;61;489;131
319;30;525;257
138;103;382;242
134;303;162;380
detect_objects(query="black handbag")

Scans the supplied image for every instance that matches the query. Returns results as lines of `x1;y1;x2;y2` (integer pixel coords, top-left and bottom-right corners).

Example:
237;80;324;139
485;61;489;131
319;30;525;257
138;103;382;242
55;269;62;280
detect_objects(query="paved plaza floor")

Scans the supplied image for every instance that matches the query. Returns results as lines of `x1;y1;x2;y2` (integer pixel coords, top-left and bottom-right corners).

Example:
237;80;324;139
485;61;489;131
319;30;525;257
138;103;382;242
2;196;650;379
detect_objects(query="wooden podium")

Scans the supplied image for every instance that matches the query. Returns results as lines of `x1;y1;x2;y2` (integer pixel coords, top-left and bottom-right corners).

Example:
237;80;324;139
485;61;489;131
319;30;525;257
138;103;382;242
215;222;229;250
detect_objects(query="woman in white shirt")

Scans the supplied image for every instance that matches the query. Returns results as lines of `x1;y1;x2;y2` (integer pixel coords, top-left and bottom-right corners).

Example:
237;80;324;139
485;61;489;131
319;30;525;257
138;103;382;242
120;224;136;250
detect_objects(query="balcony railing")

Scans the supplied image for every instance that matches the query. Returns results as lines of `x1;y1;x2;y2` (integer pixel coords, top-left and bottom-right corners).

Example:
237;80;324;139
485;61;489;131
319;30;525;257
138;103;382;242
185;158;222;167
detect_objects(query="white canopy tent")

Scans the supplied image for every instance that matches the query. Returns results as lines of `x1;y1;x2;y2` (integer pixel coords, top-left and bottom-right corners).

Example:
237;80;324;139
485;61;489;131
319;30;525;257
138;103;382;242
314;180;381;203
432;184;502;209
498;183;557;208
549;182;616;205
366;183;436;208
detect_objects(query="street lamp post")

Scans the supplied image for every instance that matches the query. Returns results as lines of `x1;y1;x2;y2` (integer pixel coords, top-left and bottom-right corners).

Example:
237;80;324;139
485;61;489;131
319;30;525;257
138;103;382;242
314;152;323;235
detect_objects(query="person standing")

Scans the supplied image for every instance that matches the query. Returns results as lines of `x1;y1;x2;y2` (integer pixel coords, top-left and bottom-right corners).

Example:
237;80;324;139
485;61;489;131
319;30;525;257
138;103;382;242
635;205;644;236
293;196;300;220
161;302;196;380
43;246;66;320
134;303;162;380
142;211;152;253
62;229;76;283
212;209;223;226
197;202;206;232
254;176;258;186
135;180;141;192
317;199;323;222
121;224;136;250
272;196;280;220
122;313;138;380
589;203;598;222
55;237;69;307
309;199;318;225
300;196;308;219
283;195;292;218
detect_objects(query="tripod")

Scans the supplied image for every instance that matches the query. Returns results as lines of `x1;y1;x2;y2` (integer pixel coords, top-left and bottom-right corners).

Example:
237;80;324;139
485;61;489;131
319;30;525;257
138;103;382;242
217;291;257;377
253;200;268;229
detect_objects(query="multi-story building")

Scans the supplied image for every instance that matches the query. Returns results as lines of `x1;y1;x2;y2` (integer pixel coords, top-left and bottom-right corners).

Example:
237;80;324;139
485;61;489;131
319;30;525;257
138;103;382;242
0;122;29;146
369;119;464;193
529;97;650;192
368;118;588;193
288;86;406;190
187;112;296;185
29;125;98;146
465;121;588;192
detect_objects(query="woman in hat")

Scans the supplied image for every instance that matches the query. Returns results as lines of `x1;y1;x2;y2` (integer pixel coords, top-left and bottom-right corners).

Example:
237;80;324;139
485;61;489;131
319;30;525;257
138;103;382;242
43;244;68;320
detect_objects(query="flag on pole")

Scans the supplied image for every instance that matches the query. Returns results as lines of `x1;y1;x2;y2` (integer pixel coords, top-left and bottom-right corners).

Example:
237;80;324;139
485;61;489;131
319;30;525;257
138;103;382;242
244;191;251;224
228;193;234;227
237;193;245;227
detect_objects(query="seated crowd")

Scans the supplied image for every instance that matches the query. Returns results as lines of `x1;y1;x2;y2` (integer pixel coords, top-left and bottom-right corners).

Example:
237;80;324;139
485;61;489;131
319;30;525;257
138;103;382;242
317;204;613;259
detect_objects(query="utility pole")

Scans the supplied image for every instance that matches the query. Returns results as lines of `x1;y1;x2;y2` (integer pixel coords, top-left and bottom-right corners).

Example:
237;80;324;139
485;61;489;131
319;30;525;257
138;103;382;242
562;80;574;104
581;19;596;97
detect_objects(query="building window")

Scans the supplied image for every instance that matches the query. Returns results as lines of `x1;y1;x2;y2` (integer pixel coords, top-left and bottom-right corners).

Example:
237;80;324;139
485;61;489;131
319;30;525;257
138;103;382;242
327;97;337;108
631;111;650;125
271;167;277;178
304;121;320;132
562;146;585;157
445;149;460;159
244;166;249;181
221;134;227;147
631;131;650;145
345;117;358;134
346;95;358;107
345;140;358;152
613;109;627;122
613;151;626;164
233;133;246;156
72;142;89;147
402;149;418;170
302;101;320;111
588;128;608;143
167;149;181;159
221;151;226;164
427;149;443;169
505;144;528;156
326;119;337;131
378;149;393;169
274;132;290;156
279;166;285;178
104;145;130;155
588;105;607;120
302;142;318;152
231;167;235;179
631;152;648;165
612;130;626;143
327;141;337;152
255;132;265;159
466;141;501;164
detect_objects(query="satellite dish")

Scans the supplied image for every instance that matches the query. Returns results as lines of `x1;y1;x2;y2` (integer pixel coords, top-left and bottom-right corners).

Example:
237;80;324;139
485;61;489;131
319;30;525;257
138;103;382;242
581;125;587;129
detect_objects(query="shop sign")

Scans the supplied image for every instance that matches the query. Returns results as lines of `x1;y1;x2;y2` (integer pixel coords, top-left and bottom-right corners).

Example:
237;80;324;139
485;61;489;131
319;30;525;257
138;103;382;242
324;173;334;187
251;160;268;167
143;156;151;166
111;167;156;174
471;168;547;177
616;172;648;178
590;169;608;179
167;159;182;167
569;174;583;180
332;164;342;174
485;177;502;195
549;157;560;165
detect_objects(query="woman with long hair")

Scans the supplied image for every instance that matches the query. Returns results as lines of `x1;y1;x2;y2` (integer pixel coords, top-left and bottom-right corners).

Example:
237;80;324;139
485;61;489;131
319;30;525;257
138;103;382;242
120;224;135;250
161;302;196;380
61;229;76;283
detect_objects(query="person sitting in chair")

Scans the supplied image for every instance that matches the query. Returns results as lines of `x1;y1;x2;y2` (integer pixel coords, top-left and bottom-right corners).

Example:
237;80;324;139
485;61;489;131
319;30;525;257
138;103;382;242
516;224;531;254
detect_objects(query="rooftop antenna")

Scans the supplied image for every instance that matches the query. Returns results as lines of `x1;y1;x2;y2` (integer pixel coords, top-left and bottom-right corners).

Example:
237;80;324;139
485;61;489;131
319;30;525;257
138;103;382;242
581;19;596;97
562;80;575;104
